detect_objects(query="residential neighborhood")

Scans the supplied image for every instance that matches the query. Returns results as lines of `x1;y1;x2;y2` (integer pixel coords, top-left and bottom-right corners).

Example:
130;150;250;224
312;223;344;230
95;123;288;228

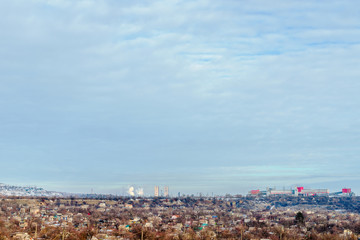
1;195;360;239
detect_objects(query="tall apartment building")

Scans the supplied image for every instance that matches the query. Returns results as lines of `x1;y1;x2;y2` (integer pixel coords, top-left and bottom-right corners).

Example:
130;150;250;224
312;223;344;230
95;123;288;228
154;186;159;197
164;186;169;197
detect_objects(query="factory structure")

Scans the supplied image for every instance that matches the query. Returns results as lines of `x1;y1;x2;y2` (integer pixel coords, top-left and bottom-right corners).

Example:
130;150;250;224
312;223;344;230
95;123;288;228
249;187;353;197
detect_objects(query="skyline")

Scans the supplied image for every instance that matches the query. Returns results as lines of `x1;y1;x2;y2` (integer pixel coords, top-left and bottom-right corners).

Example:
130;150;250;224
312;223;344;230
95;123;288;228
0;182;353;198
1;0;360;195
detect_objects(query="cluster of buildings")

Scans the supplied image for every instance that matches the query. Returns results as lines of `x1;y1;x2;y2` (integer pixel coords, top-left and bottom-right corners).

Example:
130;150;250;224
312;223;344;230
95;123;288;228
154;185;169;197
1;195;360;239
249;187;353;197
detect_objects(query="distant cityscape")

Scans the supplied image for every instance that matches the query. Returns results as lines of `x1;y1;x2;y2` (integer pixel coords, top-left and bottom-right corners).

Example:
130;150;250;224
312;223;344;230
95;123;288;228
1;184;360;239
0;183;355;199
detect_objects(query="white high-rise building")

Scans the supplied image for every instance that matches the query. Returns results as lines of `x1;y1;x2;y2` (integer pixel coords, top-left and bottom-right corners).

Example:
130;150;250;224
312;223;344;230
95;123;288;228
164;186;169;197
154;186;159;197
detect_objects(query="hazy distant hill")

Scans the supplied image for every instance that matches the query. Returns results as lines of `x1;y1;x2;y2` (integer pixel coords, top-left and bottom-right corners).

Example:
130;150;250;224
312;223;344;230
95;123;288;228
0;183;65;197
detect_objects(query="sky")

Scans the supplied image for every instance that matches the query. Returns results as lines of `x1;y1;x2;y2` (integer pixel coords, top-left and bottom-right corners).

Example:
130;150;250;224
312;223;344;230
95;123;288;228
0;0;360;196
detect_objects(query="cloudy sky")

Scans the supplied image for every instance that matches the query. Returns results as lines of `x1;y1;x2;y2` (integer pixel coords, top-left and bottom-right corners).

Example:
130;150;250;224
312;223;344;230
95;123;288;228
1;0;360;195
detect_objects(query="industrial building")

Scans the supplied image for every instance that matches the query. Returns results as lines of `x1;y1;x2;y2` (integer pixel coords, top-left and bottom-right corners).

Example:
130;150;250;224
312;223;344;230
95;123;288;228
329;188;353;197
249;186;351;197
295;187;329;196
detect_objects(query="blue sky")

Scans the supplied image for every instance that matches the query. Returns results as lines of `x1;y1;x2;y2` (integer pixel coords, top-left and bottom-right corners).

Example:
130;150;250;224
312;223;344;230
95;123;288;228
1;0;360;195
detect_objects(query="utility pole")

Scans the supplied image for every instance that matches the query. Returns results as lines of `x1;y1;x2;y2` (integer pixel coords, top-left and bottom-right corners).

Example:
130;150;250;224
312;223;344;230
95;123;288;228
34;223;37;239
